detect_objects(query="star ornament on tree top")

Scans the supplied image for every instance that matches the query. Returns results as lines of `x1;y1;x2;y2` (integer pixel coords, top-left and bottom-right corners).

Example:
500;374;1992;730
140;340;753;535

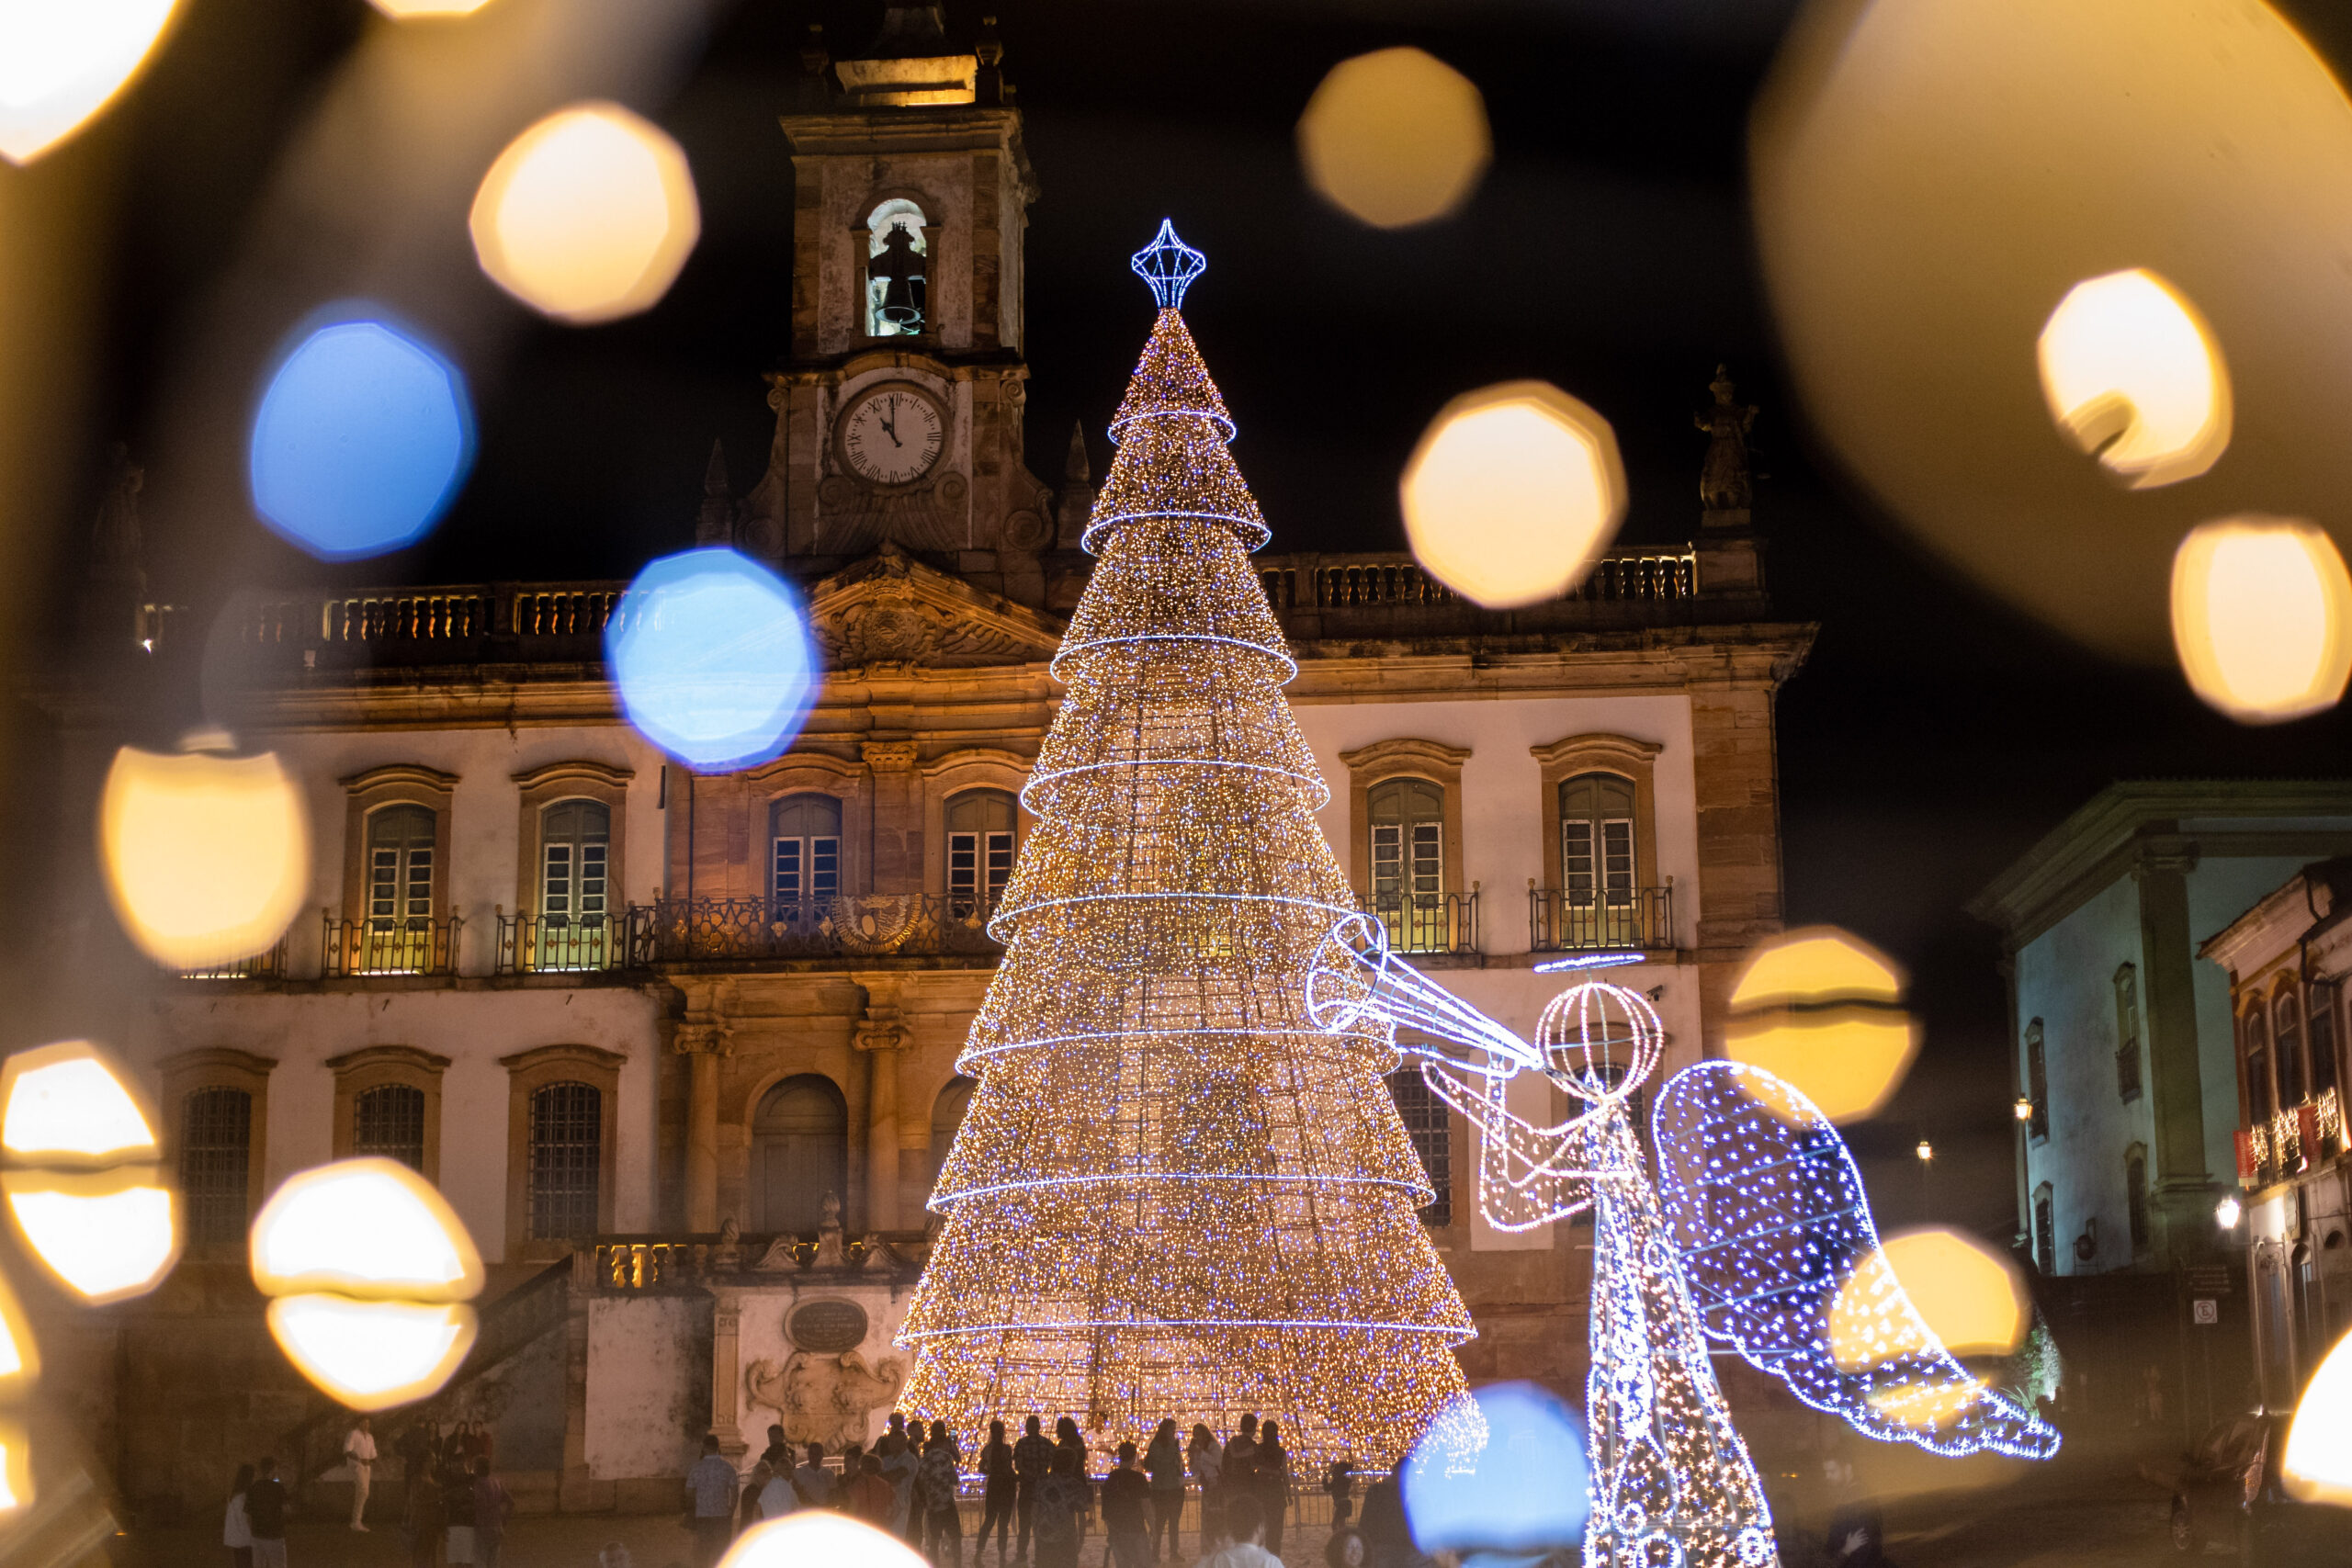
1131;219;1207;309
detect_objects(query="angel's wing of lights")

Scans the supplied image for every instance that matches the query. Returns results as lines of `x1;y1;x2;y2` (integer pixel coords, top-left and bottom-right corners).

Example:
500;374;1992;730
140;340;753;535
1308;915;1602;1230
1651;1062;2061;1460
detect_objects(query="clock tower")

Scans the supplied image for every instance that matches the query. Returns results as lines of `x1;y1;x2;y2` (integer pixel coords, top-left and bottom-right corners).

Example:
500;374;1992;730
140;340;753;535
732;4;1066;609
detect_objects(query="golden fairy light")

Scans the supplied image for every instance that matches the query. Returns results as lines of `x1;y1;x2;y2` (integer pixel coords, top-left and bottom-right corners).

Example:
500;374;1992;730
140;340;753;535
2170;517;2352;724
1400;381;1626;611
1724;928;1918;1124
98;737;310;971
2037;269;2231;490
0;0;183;164
2283;1325;2352;1505
251;1158;484;1411
0;1041;176;1304
1296;48;1492;229
470;102;701;325
899;224;1475;1470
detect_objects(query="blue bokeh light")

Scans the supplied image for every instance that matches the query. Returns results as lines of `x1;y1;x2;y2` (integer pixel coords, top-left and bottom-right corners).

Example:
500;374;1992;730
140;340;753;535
609;547;818;772
248;310;474;560
1404;1382;1589;1565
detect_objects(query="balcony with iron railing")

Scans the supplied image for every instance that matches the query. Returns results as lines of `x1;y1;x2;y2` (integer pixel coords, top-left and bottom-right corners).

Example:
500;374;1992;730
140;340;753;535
1528;884;1675;953
2240;1089;2345;1186
494;909;638;976
636;894;1003;965
1358;889;1478;956
174;936;289;981
322;913;463;977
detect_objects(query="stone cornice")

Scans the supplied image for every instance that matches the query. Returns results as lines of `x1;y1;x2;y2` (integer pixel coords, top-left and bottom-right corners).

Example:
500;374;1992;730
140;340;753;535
1285;630;1816;705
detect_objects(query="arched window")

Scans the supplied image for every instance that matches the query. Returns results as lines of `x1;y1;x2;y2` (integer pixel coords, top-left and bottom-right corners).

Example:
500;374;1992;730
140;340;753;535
930;1076;977;1192
2033;1183;2056;1277
366;804;436;970
2311;982;2340;1105
946;789;1018;917
753;1076;848;1235
865;197;929;338
1559;773;1636;942
2246;1010;2275;1124
772;795;843;918
354;1083;425;1172
2113;963;2143;1100
2276;989;2306;1111
539;799;611;969
527;1082;603;1241
1368;778;1443;949
2025;1019;2050;1141
180;1087;253;1248
2125;1144;2150;1254
1387;1068;1452;1225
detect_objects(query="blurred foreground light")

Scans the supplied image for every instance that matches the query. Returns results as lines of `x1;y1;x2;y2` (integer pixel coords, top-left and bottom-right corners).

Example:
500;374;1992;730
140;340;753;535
0;1418;28;1514
98;738;308;971
2285;1328;2352;1504
2217;1195;2243;1229
252;1158;483;1411
1751;0;2352;662
0;1042;177;1304
1297;48;1491;229
718;1512;928;1568
2037;270;2231;490
1830;1230;2027;1374
1400;382;1626;610
609;548;818;773
249;312;475;561
470;102;700;326
0;0;182;164
1724;927;1918;1124
370;0;494;15
1402;1382;1589;1562
2170;517;2352;724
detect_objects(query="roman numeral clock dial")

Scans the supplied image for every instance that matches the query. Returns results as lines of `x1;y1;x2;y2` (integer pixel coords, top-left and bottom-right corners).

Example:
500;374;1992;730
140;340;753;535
837;383;946;488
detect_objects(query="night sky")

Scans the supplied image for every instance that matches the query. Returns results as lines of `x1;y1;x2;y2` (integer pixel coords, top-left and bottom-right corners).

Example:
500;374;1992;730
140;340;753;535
36;0;2352;1244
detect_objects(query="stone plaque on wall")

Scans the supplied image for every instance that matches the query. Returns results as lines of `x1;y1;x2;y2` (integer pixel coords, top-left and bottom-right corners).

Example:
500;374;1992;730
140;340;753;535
788;1298;869;1353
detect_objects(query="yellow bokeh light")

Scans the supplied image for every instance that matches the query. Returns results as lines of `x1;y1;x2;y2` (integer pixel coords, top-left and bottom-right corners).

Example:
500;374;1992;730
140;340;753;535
369;0;494;15
2038;269;2231;490
1728;928;1904;1009
0;1419;31;1514
2170;517;2352;724
1400;381;1627;610
98;743;309;972
250;1158;482;1303
0;1272;40;1398
2283;1325;2352;1505
719;1512;930;1568
1724;928;1917;1123
266;1295;478;1413
1296;47;1491;229
1864;1381;1984;1433
469;102;701;326
0;0;182;164
1878;1229;2027;1358
0;1043;154;1164
3;1174;177;1304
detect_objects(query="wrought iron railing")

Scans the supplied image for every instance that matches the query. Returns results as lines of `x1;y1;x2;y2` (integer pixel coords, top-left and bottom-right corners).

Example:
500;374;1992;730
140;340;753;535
322;914;462;977
2239;1089;2340;1184
1528;886;1674;953
1358;890;1478;955
639;895;1002;963
1259;547;1700;614
175;937;289;981
494;909;634;975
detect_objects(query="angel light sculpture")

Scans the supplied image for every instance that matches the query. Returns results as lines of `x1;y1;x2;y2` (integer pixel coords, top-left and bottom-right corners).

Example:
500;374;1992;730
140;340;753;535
1306;915;2057;1562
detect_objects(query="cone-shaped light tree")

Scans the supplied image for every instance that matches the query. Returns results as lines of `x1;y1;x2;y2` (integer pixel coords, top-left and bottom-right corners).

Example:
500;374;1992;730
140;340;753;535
899;223;1476;1465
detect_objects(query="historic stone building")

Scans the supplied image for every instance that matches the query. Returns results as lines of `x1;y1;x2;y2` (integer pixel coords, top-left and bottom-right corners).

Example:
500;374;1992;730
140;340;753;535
54;6;1813;1519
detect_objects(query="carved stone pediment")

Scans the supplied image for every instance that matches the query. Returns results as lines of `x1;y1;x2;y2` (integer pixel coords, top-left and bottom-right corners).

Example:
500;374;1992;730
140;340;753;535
807;546;1065;671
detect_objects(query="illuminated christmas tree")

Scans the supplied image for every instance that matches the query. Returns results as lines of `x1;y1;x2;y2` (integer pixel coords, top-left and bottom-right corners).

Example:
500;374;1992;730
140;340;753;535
899;222;1476;1465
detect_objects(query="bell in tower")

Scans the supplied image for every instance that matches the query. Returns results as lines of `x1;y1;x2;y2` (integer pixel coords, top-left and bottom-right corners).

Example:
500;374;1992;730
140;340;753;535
868;221;928;336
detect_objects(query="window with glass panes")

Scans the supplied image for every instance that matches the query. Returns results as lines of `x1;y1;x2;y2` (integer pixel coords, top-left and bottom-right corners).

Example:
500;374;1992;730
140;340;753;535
771;795;842;913
2276;989;2306;1110
367;805;435;927
2125;1145;2150;1252
2311;983;2340;1105
2033;1184;2055;1277
527;1082;602;1241
2114;964;2143;1101
2245;1010;2275;1123
1368;777;1443;931
353;1083;426;1171
1386;1067;1452;1225
541;801;609;926
2026;1019;2050;1141
180;1086;252;1247
947;790;1016;916
1559;773;1635;907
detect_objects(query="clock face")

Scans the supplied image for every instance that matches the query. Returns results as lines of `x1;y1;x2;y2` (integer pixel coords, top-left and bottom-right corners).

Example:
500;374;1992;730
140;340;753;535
838;384;945;487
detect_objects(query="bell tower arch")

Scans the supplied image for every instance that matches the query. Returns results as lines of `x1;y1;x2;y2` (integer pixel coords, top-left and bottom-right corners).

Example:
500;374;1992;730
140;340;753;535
740;5;1058;606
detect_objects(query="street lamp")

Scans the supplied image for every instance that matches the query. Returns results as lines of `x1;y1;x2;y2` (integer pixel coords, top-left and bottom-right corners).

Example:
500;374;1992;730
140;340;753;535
1916;1138;1935;1163
2217;1195;2243;1230
2012;1097;2035;1122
